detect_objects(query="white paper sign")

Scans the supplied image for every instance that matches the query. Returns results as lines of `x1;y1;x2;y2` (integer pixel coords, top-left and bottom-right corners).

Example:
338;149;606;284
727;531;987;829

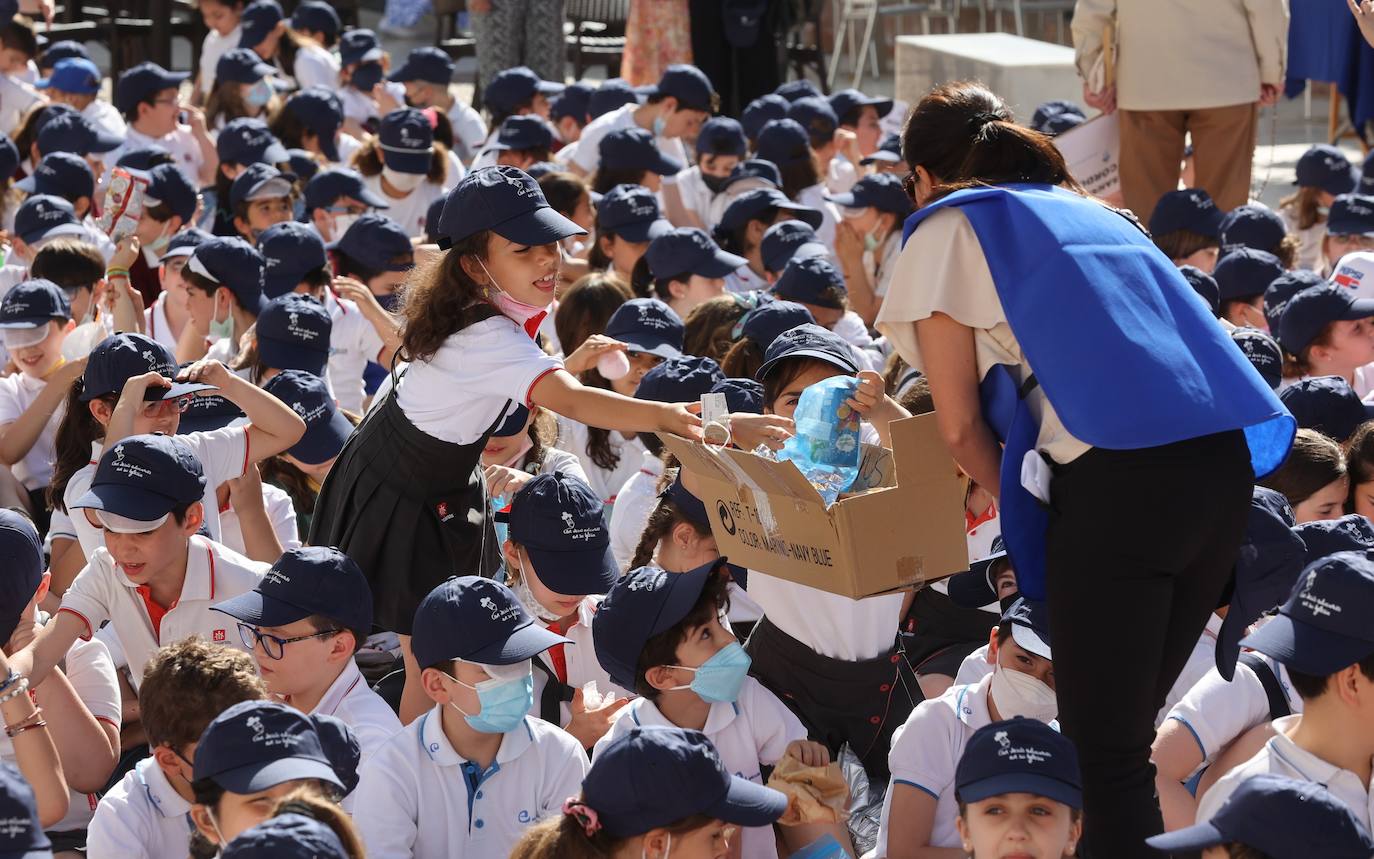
1053;112;1120;201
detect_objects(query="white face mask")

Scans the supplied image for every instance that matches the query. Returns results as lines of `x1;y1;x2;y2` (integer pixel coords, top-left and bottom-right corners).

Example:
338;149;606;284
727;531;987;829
332;212;361;240
513;562;563;623
382;166;424;194
207;292;234;344
990;664;1058;723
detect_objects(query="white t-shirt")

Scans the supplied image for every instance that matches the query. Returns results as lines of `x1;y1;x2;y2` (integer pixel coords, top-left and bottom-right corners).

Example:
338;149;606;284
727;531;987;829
1279;202;1325;272
556;416;646;510
339;83;407;126
294;43;340;91
0;73;41;137
1163;654;1302;773
66;428;251;560
594;677;807;859
607;449;664;572
88;756;194;859
333;132;364;170
326;290;387;414
0;370;62;490
361;174;448;240
673;165;715;228
198;25;242;98
725;265;769;296
353;710;589;859
748;569;903;662
447;98;488;162
570;104;690;176
395;314;562;445
58;535;268;688
105;125;205;191
797;184;840;248
217;481;302;557
82;99;128;139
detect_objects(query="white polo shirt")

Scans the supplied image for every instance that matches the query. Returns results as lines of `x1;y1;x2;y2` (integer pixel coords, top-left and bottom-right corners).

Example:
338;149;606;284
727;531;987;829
556;417;646;510
353;709;589;859
105;125;205;192
0;73;41;137
797;184;840;248
594;677;806;859
217;481;302;557
607;449;664;572
144;292;178;353
58;535;268;688
570;104;690;176
531;597;630;729
0;369;62;490
325;290;387;415
1156;613;1223;727
1196;714;1373;829
673;165;715;227
447;99;488;162
748;570;903;662
66;428;251;560
1164;655;1303;773
296;658;402;764
361;174;449;240
88;756;194;859
294;43;340;91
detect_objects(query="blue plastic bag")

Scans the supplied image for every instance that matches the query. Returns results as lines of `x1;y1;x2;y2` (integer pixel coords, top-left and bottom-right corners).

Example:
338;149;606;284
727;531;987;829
789;834;849;859
777;375;862;506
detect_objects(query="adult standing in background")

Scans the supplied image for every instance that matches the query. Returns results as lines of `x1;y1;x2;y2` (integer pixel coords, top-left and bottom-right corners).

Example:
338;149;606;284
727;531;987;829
1071;0;1288;225
469;0;567;89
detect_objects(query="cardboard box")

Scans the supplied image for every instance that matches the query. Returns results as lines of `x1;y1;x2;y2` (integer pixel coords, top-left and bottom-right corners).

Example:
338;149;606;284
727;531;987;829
658;413;969;599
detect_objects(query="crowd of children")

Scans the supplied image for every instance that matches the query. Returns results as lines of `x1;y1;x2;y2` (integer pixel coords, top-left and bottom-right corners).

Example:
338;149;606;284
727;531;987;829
0;1;1364;857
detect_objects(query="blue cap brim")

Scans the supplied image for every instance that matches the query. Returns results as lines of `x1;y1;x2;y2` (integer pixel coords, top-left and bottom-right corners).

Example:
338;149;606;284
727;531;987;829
945;566;998;609
524;542;618;597
622;338;683;360
258;340;329;378
704;774;790;828
1145;822;1226;853
292;408;353;466
613;218;672;244
89;128;125;153
14;174;36;193
351;184;389;209
756;346;859;380
162;381;219;400
467;618;571;665
647;152;684;176
859;151;902;165
488;205;588;248
1241;613;1374;676
823;191;859;207
384;150;432;175
70;482;190;520
692;248;749;279
211;756;345;795
778;203;824;230
211;589;313;627
956;772;1083;809
537;81;566;95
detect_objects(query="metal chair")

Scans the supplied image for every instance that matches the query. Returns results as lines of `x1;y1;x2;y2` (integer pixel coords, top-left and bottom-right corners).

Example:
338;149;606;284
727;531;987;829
432;0;481;109
976;0;1075;42
565;0;629;79
826;0;957;90
785;0;829;92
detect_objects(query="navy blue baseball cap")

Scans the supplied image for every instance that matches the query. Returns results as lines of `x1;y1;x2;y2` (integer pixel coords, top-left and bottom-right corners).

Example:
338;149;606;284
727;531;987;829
955;718;1082;808
775;79;822;102
217;117;290;167
1149;188;1223;237
1220;203;1287;253
645;64;715;113
158;228;212;265
411;575;570;669
589;78;642;119
114;62;188;116
1278;376;1374;442
13;194;84;246
597;183;671;243
216;47;277;85
283;90;343;162
229;162;293;209
0;510;44;646
549;81;594;124
70;434;207;524
222;814;348;859
1213;247;1286;302
1216;486;1307;680
756;322;858;380
860;132;903;166
582;725;789;838
212;545;373;635
1297;514;1374;566
1030;104;1085;136
772;255;847;309
604;297;685;358
38;40;90;69
593;560;727;691
79;333;217;401
741;94;788;141
1265;269;1323;332
1178;265;1220;316
483;66;564;117
338;30;382;67
0;279;69;329
0;761;51;858
351;62;383;94
508;472;617;596
291;0;340;38
329;212;413;271
1231;327;1282;389
786;95;838;145
177;390;245;434
946;541;1009;609
737;299;814;349
646;227;746;280
725;159;782;192
720;187;823;231
435;166;585;250
696;116;746;157
304;167;387;213
760;220;827;274
16;152;92;201
379;108;435;174
755;118;812;166
1295;144;1358;195
238;0;284;51
1327;193;1374;237
635;355;725;404
829;88;893;124
711;377;764;414
262;370;352;466
826;172;913;216
1030;100;1084;131
116;144;172;172
188;237;267;315
388;46;454;85
256;294;331;375
286;150;319;183
1242;549;1374;675
1363;149;1374;196
35;111;121;157
599;127;683;176
488;115;554;152
1278;284;1374;355
424;195;447;245
36;57;101;95
311;713;359;797
0;134;17;184
1147;773;1374;857
1001;597;1052;659
194;700;345;794
145;162;199;224
260;222;329;299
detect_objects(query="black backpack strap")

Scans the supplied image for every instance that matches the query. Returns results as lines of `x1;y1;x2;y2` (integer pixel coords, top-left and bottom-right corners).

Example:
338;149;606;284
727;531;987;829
1237;652;1290;720
531;655;576;726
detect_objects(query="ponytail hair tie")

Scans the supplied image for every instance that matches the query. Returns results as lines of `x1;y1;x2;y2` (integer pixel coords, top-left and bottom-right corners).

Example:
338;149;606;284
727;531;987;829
562;797;602;837
968;111;1003;132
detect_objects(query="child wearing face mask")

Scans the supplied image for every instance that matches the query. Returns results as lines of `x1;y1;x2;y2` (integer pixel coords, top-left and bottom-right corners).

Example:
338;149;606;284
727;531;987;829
353;576;590;859
830;173;914;328
664;117;746;230
873;597;1058;859
355;109;451;240
206;49;281;132
88;638;268;859
594;562;857;858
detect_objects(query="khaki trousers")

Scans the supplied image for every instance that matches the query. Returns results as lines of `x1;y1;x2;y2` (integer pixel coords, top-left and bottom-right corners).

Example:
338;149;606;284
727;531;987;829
1118;102;1258;226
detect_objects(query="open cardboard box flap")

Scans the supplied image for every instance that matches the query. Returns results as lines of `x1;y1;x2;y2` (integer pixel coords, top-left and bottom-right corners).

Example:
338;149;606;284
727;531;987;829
658;413;969;599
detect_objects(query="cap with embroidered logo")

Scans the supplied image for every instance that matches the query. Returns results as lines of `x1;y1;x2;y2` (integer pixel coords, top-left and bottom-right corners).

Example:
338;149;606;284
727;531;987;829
1149;188;1224;238
79;333;218;402
0;279;70;329
720;187;822;232
645;227;747;280
604;297;685;359
194;700;345;794
290;0;340;38
1178;265;1220;316
1327;193;1374;237
70;434;207;525
238;0;284;50
435;166;585;250
1231;327;1282;390
1295;144;1358;195
488;115;554;153
772;255;847;309
411;576;570;669
259;222;329;299
507;472;617;597
304;167;387;213
955;717;1082;809
1001;597;1052;659
756;322;859;381
188;236;267;314
338;29;383;67
596;184;671;243
1278;375;1374;443
35;112;119;159
483;66;564;118
1279;283;1374;355
114;62;189;116
378;108;434;175
1220;203;1287;254
13;194;84;246
0;761;52;858
1242;549;1374;675
635;355;725;404
760;220;827;274
256;294;331;376
741;94;788;141
212;545;373;635
328;212;414;272
1265;269;1324;329
261;370;352;466
218;117;290;167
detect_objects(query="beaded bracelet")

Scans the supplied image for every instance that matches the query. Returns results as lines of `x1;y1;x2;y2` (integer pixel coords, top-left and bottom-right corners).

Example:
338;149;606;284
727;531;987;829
0;671;19;696
0;677;30;705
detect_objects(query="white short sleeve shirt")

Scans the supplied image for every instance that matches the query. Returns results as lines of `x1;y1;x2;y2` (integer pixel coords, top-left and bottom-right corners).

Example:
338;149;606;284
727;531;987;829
570;104;690;176
1164;654;1302;772
216;481;302;557
0;370;61;490
88;756;194;859
294;43;341;91
555;417;646;509
607;449;665;572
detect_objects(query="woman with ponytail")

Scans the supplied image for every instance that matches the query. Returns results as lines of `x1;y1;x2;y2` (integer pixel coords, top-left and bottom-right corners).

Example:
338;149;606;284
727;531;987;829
875;81;1293;857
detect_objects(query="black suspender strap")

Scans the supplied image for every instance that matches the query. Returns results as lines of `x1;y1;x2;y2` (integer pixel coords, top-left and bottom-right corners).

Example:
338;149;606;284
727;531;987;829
1237;652;1291;721
531;656;576;725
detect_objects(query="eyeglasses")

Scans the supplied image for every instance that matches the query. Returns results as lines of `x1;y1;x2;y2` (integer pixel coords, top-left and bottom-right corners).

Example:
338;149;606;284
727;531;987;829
154;97;179;107
138;395;194;419
237;622;342;660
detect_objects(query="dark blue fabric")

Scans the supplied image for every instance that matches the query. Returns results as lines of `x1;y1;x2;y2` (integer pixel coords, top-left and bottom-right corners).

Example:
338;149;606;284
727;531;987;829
1285;0;1354;98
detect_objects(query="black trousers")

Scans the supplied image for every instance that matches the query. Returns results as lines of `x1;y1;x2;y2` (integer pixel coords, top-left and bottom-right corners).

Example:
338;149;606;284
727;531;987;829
688;0;786;118
1044;430;1252;859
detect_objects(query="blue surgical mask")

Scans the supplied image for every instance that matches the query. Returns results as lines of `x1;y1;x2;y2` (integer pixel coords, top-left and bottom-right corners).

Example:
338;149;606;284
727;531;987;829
246;78;274;109
445;666;534;734
863;227;881;253
652;114;667;137
669;641;751;703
